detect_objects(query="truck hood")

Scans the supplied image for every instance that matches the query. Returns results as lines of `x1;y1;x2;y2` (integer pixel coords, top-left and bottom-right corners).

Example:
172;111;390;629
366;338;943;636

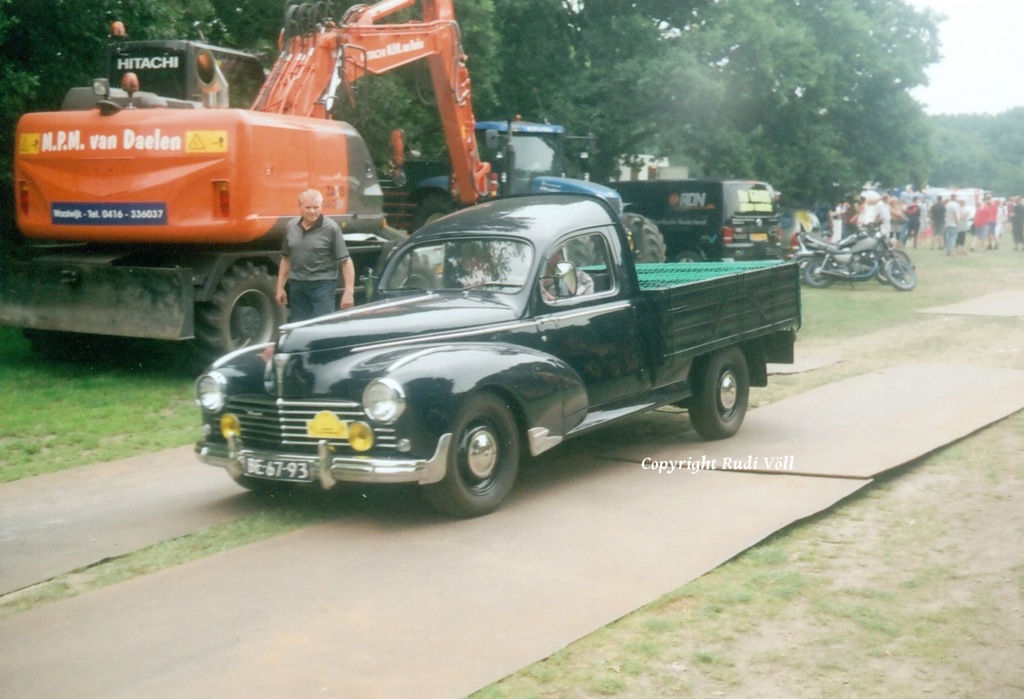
275;292;524;355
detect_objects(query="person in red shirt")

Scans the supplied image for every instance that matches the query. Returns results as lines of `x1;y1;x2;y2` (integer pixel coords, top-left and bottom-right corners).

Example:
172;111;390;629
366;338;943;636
985;195;1000;250
972;195;999;251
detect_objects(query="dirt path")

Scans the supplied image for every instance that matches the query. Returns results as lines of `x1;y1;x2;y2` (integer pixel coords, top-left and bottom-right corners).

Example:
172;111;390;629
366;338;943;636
475;250;1024;697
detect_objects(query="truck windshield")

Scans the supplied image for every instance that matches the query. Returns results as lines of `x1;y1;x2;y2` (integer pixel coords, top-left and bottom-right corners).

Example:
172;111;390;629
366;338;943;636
510;135;561;177
382;238;534;293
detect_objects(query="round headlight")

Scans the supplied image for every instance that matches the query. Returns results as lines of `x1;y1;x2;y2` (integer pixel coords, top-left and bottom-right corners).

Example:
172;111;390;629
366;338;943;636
195;371;228;412
363;378;406;424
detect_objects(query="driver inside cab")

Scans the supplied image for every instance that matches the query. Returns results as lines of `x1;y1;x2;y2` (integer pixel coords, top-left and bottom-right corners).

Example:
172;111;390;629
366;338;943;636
540;246;594;301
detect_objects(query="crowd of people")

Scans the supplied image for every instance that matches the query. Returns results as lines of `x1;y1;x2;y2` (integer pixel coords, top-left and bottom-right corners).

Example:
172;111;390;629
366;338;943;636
824;188;1024;256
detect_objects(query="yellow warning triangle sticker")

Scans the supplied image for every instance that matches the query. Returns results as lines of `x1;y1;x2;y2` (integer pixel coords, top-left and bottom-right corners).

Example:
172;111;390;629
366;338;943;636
185;131;228;153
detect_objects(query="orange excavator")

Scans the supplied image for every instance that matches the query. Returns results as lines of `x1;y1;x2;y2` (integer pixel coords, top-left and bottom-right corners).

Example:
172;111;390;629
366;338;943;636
4;0;491;357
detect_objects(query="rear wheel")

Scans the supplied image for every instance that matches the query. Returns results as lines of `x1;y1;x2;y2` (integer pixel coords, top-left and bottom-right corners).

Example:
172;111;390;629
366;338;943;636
422;392;521;518
688;347;749;440
674;249;704;263
195;262;284;359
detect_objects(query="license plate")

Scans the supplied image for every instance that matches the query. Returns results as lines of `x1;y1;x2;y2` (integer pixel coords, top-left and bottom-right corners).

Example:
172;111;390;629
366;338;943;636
242;455;315;482
750;232;768;242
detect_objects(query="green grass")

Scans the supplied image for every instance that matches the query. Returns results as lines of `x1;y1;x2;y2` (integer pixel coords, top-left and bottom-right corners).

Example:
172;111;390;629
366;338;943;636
0;328;198;482
795;244;1018;341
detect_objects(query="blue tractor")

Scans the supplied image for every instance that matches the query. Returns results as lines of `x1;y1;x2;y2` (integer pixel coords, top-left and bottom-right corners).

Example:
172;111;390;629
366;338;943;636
382;119;665;261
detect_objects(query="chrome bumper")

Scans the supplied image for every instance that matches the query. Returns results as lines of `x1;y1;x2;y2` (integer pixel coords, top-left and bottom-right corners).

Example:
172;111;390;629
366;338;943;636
194;434;450;487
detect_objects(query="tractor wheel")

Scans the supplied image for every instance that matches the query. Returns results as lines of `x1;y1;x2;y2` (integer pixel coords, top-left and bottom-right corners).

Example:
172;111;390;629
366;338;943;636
621;213;667;263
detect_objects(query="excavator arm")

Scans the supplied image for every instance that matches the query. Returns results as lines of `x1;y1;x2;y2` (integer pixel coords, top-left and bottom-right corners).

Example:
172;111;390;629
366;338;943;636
253;0;489;206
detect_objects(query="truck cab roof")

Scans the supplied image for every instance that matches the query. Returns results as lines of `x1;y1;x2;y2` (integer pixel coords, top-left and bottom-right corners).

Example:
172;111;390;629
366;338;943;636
411;194;621;246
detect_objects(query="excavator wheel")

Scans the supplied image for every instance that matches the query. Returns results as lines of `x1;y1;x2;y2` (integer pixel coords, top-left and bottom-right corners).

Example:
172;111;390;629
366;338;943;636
622;213;667;263
195;262;284;359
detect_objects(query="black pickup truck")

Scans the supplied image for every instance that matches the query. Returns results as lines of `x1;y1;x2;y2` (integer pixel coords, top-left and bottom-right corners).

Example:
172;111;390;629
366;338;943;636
194;194;801;517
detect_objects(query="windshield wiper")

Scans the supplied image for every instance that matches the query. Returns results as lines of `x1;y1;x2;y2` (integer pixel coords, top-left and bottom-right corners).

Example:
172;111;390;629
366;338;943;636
460;281;521;291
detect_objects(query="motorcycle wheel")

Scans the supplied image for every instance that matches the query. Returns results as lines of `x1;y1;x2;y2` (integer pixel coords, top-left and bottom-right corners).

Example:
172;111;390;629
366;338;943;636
885;257;917;291
875;258;890;284
891;249;914;267
802;257;834;288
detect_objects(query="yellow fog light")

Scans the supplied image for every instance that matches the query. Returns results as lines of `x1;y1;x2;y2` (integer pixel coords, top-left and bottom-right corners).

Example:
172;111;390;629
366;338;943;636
220;413;241;439
347;421;374;452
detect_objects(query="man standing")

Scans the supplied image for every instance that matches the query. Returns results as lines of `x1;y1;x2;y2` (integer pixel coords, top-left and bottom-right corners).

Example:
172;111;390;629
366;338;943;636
944;196;962;256
929;196;945;250
275;189;355;322
1011;196;1024;252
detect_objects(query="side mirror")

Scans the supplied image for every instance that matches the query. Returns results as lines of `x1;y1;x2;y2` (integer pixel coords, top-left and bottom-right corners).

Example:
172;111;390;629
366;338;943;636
553;260;578;297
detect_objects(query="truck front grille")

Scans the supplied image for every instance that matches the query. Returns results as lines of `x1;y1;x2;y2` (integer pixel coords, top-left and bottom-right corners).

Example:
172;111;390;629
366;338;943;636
226;395;397;454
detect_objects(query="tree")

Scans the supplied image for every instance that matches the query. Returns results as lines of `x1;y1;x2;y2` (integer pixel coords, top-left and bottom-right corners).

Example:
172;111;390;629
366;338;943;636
0;0;227;237
636;0;940;203
488;0;709;180
0;0;947;234
930;110;1024;196
0;1;39;236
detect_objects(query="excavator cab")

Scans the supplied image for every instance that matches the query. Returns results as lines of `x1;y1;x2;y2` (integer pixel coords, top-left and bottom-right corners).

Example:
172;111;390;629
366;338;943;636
61;34;266;112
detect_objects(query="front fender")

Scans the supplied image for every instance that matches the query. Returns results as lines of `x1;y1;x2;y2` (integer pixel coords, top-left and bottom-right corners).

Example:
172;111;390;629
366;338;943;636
374;343;587;456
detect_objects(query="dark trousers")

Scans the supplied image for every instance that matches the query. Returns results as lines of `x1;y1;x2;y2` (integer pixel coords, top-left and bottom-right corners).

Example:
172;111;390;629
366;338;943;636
286;279;336;323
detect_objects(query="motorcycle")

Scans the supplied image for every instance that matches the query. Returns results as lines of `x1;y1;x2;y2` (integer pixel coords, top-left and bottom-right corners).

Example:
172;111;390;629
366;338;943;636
798;225;916;291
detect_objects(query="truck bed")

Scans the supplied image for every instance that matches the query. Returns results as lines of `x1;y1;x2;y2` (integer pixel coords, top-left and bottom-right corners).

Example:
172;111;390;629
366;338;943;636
635;260;801;371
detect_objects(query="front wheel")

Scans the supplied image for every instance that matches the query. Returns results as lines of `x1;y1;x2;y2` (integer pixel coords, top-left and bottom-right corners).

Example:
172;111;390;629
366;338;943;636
885;257;917;291
422;392;521;518
688;347;750;440
801;257;834;288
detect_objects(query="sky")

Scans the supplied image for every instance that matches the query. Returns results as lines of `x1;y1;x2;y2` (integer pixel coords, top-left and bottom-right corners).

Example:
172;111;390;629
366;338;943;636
906;0;1022;115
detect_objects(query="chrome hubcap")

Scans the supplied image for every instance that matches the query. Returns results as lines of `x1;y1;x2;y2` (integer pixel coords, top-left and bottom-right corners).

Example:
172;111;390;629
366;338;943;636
465;427;498;479
719;370;738;413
